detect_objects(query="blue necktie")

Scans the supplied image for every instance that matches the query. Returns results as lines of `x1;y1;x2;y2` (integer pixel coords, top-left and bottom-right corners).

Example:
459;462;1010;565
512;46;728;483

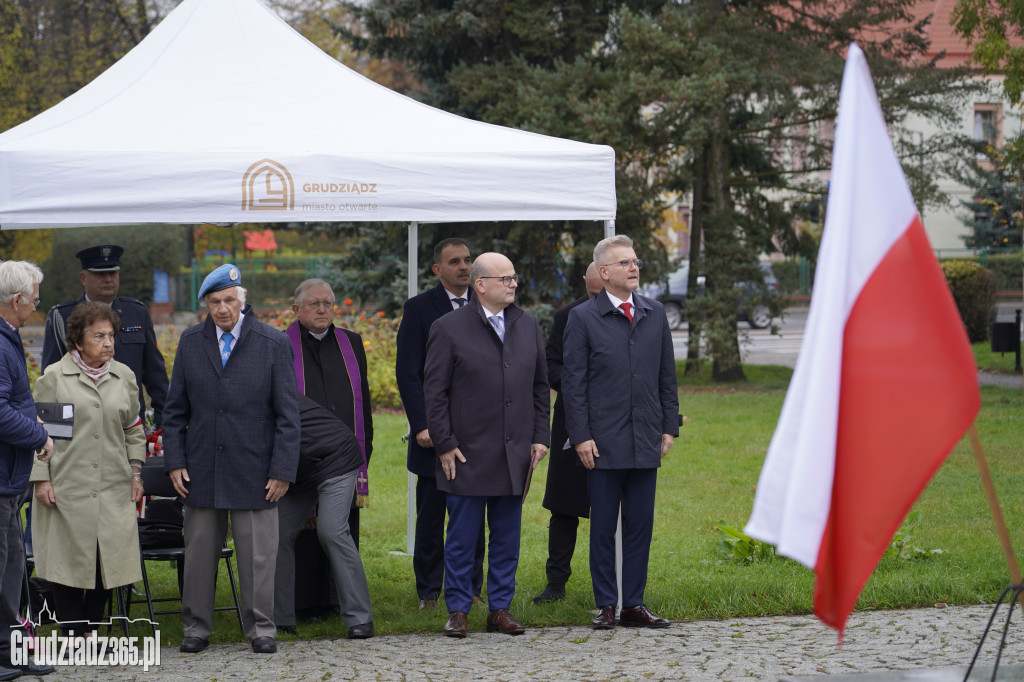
489;315;505;342
453;297;467;308
221;332;234;366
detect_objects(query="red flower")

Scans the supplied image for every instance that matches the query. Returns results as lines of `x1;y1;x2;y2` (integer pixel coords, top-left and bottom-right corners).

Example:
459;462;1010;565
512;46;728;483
377;311;385;317
344;298;354;306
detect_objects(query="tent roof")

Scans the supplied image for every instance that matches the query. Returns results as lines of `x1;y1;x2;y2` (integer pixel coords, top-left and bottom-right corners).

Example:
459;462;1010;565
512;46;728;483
0;0;615;228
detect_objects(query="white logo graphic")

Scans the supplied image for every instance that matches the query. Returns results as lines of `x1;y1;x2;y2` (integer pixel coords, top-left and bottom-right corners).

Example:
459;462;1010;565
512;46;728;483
13;600;161;671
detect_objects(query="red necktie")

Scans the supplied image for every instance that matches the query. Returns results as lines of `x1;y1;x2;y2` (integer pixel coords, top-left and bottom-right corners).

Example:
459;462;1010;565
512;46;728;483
620;302;633;323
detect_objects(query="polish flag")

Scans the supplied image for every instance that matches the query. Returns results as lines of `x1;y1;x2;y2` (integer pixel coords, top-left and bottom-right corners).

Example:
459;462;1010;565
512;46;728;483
744;44;979;634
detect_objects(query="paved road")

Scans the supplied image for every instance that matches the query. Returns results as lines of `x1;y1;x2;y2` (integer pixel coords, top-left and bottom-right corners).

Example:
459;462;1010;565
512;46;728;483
672;308;808;368
673;304;1023;388
41;604;1024;680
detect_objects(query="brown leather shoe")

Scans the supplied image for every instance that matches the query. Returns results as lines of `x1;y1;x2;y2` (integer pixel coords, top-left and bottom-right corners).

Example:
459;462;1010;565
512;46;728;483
591;605;616;629
443;610;468;638
485;609;525;635
619;605;670;628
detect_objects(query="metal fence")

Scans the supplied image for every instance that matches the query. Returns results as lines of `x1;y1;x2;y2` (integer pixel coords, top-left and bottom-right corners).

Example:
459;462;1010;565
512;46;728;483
177;257;333;312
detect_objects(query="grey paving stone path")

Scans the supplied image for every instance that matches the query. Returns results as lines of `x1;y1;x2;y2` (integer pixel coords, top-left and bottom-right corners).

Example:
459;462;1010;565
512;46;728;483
38;603;1024;680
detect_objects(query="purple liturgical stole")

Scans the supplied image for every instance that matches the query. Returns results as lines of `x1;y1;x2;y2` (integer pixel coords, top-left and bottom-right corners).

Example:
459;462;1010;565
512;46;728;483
286;322;369;500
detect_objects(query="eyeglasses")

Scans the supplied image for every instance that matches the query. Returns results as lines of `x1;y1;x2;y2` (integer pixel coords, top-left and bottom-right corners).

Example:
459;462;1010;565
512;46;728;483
478;274;520;287
601;259;643;270
17;294;39;309
302;300;335;311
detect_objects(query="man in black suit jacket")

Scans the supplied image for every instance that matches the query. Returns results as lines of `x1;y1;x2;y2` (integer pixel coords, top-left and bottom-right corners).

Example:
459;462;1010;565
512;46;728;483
396;238;486;610
533;262;604;604
424;252;550;638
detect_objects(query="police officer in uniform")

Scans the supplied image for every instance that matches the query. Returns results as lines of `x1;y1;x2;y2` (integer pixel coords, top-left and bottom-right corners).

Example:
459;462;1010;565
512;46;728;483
41;245;169;427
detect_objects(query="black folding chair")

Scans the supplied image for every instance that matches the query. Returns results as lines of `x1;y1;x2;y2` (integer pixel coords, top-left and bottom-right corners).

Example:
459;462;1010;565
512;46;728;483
126;460;243;636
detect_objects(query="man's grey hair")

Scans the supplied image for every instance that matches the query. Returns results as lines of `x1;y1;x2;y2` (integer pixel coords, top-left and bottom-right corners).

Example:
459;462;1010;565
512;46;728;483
469;258;491;284
202;286;246;307
0;261;44;304
293;278;334;306
593;235;634;266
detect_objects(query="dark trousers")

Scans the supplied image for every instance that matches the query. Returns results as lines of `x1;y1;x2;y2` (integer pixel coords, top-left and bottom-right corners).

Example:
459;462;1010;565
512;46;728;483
52;550;110;638
0;494;26;657
444;494;519;614
414;475;484;600
544;512;580;587
587;468;657;609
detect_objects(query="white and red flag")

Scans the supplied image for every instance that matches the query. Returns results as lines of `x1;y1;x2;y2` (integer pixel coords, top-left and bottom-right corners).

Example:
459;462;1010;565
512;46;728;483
744;44;980;634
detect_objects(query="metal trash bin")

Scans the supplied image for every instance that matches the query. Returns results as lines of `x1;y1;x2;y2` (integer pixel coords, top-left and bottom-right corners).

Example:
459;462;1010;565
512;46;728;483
991;321;1019;353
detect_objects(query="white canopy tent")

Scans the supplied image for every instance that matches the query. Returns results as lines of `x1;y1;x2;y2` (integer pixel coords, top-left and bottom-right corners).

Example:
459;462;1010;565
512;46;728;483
0;0;618;557
0;0;615;227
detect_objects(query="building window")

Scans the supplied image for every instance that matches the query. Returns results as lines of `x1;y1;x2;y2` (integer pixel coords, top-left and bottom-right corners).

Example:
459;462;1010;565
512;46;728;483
973;104;1002;148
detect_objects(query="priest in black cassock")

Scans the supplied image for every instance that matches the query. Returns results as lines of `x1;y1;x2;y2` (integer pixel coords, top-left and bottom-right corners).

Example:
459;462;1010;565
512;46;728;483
276;278;374;639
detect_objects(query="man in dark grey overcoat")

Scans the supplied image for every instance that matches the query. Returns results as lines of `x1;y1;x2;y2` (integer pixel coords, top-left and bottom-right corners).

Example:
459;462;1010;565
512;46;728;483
163;264;300;655
424;252;549;638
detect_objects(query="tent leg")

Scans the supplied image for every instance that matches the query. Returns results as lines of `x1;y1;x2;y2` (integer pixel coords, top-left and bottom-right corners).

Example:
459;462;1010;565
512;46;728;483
604;219;615;238
406;222;418;557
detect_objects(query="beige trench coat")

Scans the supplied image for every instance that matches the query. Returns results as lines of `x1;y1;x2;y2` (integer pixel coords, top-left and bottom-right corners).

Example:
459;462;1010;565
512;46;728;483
31;355;144;589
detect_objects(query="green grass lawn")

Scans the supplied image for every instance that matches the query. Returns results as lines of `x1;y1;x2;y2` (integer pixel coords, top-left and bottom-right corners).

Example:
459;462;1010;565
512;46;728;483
105;362;1022;644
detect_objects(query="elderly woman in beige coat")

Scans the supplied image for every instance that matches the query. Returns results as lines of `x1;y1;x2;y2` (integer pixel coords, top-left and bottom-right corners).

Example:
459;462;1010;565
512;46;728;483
31;300;145;640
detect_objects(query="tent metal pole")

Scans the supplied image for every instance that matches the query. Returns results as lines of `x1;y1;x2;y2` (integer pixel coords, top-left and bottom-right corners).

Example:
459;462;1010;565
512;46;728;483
406;222;418;556
604;219;615;238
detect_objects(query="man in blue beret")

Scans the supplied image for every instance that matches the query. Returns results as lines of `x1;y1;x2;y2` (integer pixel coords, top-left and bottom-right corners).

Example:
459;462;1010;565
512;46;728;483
42;244;169;427
163;264;300;655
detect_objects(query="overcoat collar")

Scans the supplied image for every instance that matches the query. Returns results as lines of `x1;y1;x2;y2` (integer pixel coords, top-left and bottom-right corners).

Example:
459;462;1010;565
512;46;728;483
465;297;523;339
203;303;254;373
429;282;472;317
594;289;652;326
57;352;128;389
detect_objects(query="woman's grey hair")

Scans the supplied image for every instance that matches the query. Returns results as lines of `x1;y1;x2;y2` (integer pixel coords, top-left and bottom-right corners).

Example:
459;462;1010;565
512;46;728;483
593;235;634;266
293;279;334;306
66;300;120;351
0;261;44;305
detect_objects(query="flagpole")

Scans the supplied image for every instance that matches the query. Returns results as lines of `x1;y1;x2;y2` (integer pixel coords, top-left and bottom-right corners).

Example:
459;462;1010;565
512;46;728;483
967;423;1024;616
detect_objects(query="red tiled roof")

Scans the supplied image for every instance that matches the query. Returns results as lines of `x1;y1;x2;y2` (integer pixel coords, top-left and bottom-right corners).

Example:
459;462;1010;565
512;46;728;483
911;0;1024;68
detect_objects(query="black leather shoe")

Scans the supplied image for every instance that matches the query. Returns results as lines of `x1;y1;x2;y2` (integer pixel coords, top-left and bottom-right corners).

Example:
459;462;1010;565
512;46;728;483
532;583;566;604
278;625;297;635
348;621;374;639
251;636;277;653
8;659;53;676
591;605;616;629
619;604;670;628
0;664;19;681
179;637;209;653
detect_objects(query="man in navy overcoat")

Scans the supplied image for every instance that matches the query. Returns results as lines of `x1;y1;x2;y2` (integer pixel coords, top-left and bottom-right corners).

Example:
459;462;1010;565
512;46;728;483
164;264;300;655
562;235;680;630
423;252;549;638
395;238;485;609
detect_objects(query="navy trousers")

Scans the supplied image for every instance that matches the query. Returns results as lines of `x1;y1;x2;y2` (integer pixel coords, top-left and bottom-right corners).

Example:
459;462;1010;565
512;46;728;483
414;476;486;601
587;467;658;609
444;494;520;614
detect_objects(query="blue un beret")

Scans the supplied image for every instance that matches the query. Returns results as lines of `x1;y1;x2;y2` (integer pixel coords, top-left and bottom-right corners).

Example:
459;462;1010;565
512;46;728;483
198;264;243;300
